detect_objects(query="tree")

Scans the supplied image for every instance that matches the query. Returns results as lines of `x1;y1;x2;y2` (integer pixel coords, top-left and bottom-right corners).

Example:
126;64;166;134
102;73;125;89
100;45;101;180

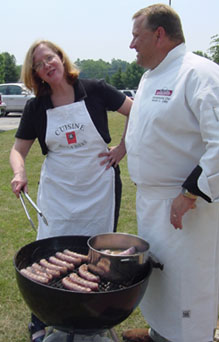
208;34;219;64
110;68;125;89
75;59;111;79
0;54;5;83
0;52;20;83
123;62;144;89
193;50;210;59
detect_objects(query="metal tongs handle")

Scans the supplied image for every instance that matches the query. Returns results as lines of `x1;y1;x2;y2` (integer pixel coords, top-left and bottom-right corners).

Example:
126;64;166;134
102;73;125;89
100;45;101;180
19;192;36;231
23;191;48;226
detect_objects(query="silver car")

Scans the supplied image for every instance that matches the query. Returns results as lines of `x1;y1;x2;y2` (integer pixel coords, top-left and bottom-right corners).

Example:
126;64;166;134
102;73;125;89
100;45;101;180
0;93;6;116
0;83;34;116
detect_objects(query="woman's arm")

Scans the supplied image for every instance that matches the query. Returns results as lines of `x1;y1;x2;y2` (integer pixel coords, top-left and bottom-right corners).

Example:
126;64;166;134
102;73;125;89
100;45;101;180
99;96;133;169
10;138;35;197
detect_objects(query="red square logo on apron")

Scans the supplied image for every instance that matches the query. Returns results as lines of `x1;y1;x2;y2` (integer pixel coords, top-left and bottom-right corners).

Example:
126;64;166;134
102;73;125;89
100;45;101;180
66;131;77;144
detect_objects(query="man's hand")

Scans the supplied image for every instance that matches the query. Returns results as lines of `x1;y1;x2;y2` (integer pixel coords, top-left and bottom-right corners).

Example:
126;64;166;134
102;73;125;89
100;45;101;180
170;193;196;229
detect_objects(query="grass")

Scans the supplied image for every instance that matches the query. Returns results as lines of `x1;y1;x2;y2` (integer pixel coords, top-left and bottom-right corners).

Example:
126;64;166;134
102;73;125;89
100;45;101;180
0;112;148;342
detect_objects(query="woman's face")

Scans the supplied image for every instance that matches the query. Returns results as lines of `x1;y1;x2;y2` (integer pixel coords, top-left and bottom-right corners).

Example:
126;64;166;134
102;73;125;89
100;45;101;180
33;44;65;87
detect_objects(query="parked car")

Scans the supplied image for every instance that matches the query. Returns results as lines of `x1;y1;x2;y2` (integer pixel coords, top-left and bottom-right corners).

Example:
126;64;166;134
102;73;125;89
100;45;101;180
120;89;136;100
0;83;34;116
0;93;6;117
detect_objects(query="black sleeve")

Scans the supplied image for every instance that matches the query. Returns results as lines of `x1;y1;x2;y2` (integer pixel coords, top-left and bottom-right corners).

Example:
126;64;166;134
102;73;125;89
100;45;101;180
182;165;212;202
16;98;38;140
15;97;49;155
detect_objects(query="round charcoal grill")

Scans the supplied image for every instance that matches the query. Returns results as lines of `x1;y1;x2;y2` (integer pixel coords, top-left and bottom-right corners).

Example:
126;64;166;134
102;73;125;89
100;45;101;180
14;235;158;333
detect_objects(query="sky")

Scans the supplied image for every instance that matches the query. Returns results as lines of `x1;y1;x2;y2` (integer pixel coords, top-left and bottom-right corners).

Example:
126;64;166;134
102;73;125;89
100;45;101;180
1;0;218;65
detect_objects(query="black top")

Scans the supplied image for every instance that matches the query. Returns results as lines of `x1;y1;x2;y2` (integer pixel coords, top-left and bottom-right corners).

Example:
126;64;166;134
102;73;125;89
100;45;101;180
16;78;126;155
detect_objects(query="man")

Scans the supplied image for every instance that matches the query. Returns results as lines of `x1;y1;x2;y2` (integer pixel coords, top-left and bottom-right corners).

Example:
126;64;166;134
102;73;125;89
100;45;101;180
124;4;219;342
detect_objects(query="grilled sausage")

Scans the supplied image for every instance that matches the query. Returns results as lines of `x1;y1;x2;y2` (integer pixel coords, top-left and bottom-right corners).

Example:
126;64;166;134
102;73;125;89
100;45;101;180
20;268;49;284
27;266;53;281
39;258;67;274
69;272;99;291
49;256;75;270
32;263;61;278
78;264;100;283
62;277;92;292
55;252;82;266
63;249;89;263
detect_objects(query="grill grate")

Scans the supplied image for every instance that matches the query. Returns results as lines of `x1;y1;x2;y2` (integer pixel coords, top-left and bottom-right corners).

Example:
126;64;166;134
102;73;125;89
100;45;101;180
45;267;127;292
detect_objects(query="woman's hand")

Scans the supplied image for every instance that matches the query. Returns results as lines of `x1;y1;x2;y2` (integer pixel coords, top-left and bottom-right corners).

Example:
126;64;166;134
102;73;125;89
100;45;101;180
170;193;196;229
11;172;28;198
98;139;126;170
9;138;34;198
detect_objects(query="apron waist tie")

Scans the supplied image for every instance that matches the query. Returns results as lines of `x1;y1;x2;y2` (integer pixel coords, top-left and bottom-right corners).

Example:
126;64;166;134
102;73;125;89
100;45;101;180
137;185;181;199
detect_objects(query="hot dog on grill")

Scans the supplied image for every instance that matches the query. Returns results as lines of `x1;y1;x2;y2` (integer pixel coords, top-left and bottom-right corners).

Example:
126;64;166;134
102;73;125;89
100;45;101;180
55;252;82;266
27;266;53;281
31;262;60;278
69;272;99;291
62;276;92;292
39;258;67;274
63;249;89;263
49;256;75;270
78;264;100;283
20;268;49;284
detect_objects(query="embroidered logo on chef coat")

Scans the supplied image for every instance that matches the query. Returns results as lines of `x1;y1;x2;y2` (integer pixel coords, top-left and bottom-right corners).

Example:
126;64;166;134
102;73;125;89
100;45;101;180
66;131;77;144
152;88;173;103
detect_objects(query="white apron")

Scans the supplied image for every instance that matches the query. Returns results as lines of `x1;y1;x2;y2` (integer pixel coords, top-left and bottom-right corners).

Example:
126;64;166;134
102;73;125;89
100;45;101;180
36;101;115;240
137;185;219;342
125;45;219;341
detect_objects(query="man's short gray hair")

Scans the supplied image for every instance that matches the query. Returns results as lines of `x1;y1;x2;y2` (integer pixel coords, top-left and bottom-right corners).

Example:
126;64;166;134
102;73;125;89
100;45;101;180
133;4;185;43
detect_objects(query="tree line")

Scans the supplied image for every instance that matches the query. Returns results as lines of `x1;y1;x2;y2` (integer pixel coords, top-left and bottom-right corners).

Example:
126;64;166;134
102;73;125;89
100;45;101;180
0;34;218;89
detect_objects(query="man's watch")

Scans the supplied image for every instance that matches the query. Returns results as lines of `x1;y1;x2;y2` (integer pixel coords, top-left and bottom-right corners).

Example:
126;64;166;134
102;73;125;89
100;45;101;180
182;188;198;200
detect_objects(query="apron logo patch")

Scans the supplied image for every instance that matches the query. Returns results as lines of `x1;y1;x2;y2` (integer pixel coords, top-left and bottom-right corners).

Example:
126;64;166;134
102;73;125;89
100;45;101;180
182;310;191;318
66;131;77;144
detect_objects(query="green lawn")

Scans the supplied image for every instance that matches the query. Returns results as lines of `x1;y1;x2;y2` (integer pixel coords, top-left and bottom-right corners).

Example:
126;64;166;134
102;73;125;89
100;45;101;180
0;112;148;342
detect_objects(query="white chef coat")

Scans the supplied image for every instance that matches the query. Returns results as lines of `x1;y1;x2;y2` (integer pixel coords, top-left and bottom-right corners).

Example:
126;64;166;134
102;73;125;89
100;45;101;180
36;100;115;240
125;44;219;342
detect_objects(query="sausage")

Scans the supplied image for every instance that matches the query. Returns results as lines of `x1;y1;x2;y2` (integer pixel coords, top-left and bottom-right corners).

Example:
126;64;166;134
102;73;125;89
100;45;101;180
31;263;54;280
55;252;82;266
63;249;89;263
69;272;99;291
27;266;53;281
44;267;61;277
78;264;100;283
62;277;92;292
39;258;67;274
49;256;75;270
20;268;49;284
117;246;136;256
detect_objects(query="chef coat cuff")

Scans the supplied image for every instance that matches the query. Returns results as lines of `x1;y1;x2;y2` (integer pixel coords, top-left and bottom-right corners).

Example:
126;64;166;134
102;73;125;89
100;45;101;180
182;165;212;203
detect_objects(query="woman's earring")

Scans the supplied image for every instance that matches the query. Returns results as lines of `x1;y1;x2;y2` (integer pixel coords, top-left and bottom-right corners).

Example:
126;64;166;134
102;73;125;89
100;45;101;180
42;80;45;84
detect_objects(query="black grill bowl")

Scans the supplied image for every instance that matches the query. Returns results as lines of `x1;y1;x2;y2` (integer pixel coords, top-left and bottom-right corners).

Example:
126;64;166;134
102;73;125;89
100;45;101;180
14;235;152;331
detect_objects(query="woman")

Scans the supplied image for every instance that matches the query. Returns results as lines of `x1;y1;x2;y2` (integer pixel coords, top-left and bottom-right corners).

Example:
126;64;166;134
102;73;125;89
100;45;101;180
10;40;132;342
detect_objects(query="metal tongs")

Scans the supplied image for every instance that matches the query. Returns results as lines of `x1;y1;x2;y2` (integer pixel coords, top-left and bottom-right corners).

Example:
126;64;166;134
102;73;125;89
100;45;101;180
19;191;48;230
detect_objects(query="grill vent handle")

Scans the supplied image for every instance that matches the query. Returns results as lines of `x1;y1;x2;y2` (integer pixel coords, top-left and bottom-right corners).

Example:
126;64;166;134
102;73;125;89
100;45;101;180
148;252;164;270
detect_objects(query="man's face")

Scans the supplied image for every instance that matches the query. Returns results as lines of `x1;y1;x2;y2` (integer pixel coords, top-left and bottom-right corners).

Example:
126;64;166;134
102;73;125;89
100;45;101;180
130;15;157;69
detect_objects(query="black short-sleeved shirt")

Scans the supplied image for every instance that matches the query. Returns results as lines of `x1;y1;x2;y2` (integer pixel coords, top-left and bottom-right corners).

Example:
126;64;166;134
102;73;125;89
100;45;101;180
16;78;126;155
